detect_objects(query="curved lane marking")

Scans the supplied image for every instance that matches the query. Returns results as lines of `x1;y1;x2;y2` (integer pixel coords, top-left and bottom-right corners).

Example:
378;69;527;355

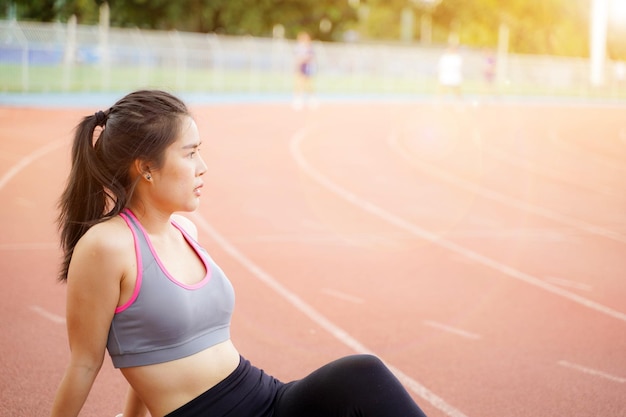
190;212;470;417
423;320;482;340
30;305;65;325
290;127;626;324
558;360;626;383
390;132;626;245
0;139;67;192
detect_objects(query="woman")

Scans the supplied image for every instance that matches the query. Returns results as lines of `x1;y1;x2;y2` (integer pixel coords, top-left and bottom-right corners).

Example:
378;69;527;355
292;31;316;110
50;90;428;417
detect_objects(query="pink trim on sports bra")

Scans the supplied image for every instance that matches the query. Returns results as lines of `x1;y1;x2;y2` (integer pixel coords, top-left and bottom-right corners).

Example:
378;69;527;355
116;211;143;313
124;209;211;290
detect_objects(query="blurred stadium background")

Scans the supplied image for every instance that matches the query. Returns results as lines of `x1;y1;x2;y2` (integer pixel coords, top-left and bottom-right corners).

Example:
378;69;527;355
1;0;626;99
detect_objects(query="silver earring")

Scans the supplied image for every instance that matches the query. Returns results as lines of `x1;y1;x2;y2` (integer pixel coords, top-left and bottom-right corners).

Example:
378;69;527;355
146;174;152;180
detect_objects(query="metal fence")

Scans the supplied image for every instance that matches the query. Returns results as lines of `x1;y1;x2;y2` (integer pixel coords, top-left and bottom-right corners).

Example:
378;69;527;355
1;19;624;97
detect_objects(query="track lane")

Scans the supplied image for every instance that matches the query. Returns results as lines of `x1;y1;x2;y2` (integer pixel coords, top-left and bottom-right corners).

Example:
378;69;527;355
0;107;127;417
283;103;626;416
187;103;625;416
2;102;624;417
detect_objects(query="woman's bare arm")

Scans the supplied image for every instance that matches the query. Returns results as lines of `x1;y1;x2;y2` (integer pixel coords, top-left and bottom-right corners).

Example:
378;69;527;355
50;224;128;417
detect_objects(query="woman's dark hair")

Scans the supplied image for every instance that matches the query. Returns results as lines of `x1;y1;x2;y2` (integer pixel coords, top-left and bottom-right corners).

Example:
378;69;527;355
57;90;190;281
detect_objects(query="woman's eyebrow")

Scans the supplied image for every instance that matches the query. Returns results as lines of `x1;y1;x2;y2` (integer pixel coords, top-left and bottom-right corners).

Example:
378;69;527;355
181;141;202;149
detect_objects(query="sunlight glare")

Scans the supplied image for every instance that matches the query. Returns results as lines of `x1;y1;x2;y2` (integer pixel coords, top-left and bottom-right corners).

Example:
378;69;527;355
610;0;626;27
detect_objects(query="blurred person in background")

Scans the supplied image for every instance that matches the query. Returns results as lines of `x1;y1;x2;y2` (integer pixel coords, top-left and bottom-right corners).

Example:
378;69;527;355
483;48;496;96
437;44;463;98
293;31;317;110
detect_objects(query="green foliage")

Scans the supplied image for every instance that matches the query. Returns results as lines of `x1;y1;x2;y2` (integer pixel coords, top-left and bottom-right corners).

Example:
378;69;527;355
3;0;58;21
103;0;357;40
433;0;589;56
1;0;624;57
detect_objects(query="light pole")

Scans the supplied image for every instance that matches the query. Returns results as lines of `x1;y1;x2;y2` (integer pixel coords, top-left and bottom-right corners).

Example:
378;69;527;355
590;0;608;86
412;0;442;45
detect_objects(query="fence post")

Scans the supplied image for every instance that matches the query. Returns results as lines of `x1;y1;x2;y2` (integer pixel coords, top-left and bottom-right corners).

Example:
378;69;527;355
63;15;76;92
169;31;187;91
206;34;223;91
133;28;150;87
496;22;509;88
10;21;29;92
99;2;110;91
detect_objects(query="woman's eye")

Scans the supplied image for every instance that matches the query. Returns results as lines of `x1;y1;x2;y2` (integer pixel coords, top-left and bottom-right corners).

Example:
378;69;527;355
188;147;201;158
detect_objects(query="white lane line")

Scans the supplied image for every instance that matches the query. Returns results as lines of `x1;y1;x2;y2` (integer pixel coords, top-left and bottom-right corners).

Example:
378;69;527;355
227;233;395;245
322;288;365;304
442;227;571;241
551;134;626;174
479;140;623;200
290;127;626;324
544;276;593;292
0;139;67;192
390;132;626;245
423;320;482;340
190;212;469;417
558;360;626;383
30;305;65;324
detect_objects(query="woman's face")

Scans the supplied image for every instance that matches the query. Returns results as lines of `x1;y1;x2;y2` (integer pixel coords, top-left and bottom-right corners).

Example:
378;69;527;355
149;116;207;213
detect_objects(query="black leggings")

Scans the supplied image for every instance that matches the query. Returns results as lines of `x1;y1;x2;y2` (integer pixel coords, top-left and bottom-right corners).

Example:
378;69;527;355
165;355;427;417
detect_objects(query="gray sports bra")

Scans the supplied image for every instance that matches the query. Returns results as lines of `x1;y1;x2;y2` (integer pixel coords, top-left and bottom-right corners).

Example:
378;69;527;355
106;209;235;368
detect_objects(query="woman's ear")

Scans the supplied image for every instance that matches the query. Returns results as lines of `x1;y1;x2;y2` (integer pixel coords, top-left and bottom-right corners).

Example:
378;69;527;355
132;159;152;181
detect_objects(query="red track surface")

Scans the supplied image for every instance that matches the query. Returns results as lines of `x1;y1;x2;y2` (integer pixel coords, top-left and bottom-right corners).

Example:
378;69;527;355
1;99;625;417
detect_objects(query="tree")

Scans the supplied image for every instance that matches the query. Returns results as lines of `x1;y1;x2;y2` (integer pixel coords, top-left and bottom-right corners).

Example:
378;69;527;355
3;0;58;22
1;0;622;58
103;0;356;40
433;0;588;56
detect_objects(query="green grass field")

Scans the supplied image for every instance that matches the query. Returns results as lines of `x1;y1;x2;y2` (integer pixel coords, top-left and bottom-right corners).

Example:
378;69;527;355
2;63;624;99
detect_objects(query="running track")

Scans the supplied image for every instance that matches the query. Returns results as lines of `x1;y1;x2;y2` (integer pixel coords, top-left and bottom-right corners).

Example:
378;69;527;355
0;97;625;417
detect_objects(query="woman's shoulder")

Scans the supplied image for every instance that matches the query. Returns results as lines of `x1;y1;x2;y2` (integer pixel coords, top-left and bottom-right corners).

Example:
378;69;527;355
77;215;134;255
68;216;135;282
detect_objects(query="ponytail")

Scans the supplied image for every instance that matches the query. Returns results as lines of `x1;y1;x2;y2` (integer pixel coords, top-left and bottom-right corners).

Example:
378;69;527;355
57;113;112;281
